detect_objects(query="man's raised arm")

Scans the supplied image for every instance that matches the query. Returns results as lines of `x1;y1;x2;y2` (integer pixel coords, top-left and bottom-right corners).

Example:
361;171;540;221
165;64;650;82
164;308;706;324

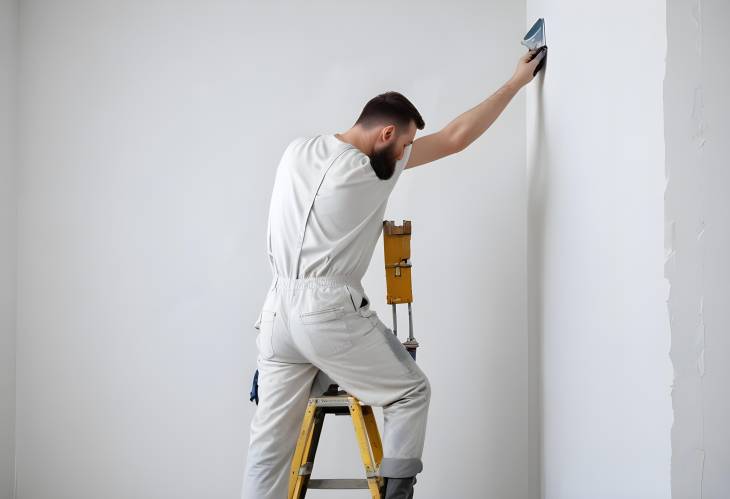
405;47;547;170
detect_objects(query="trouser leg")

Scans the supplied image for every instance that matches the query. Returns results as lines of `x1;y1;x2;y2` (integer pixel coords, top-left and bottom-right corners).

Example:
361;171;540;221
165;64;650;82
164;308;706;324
241;358;318;499
293;307;431;480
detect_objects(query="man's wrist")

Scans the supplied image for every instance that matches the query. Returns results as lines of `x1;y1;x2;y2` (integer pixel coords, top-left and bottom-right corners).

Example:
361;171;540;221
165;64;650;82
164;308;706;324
504;77;524;93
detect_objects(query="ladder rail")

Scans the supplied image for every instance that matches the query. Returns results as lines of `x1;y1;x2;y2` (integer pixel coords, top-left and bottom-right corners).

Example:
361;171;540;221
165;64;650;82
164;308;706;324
288;395;384;499
288;401;318;499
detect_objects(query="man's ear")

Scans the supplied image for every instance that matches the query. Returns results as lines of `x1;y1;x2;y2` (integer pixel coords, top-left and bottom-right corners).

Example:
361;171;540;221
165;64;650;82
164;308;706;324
381;125;396;142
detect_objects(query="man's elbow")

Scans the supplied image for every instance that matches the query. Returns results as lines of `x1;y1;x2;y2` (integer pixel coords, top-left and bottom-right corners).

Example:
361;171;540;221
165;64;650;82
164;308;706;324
447;130;470;155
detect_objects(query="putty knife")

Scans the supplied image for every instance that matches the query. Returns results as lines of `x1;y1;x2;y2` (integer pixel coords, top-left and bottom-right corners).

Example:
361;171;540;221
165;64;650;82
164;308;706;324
522;18;547;75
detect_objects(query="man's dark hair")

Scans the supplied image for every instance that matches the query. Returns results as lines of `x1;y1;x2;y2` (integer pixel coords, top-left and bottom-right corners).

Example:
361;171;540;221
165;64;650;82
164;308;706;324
355;91;425;132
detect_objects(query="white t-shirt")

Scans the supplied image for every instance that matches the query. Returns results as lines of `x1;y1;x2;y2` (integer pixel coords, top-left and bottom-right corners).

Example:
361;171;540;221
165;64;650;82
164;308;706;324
266;133;412;284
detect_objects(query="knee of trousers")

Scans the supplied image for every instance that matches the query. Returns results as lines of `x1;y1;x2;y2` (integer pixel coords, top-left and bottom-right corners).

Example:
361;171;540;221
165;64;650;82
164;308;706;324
395;373;431;410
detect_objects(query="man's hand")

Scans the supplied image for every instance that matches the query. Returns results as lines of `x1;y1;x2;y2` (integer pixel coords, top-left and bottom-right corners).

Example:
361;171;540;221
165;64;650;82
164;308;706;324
511;47;547;87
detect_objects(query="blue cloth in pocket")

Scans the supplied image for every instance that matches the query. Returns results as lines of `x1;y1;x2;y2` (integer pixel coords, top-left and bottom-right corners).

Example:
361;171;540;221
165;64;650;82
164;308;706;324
249;369;259;405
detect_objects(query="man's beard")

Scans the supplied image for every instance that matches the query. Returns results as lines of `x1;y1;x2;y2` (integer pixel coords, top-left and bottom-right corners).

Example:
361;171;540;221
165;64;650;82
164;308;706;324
368;142;398;180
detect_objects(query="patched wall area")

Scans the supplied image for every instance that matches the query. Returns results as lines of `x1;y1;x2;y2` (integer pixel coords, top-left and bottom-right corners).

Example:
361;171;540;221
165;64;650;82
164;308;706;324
665;1;730;497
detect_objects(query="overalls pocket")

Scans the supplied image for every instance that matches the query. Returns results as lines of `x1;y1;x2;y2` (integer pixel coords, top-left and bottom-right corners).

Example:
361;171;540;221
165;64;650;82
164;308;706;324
298;304;352;357
344;284;374;317
300;306;345;324
255;309;277;360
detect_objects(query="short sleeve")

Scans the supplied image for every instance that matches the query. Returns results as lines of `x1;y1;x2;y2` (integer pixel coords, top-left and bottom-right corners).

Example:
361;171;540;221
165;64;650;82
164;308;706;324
391;143;413;182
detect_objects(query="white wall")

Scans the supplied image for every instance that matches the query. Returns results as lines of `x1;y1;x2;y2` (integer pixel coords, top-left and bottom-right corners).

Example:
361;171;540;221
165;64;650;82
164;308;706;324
15;1;527;498
665;1;730;497
525;2;673;498
0;1;17;499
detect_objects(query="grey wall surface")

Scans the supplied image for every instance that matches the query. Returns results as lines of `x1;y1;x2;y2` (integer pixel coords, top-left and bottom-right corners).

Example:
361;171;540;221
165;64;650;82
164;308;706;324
525;2;673;498
14;1;527;498
665;1;730;498
0;1;17;499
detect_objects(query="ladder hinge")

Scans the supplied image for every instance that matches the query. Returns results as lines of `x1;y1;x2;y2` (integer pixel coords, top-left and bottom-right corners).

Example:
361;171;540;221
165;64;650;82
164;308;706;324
298;462;313;476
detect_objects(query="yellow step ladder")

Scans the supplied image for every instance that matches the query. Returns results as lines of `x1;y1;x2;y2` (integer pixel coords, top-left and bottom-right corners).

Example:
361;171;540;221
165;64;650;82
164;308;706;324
288;387;384;498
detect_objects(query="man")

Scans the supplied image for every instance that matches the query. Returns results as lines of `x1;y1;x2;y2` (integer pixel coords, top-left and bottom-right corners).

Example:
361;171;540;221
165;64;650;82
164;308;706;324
243;47;547;499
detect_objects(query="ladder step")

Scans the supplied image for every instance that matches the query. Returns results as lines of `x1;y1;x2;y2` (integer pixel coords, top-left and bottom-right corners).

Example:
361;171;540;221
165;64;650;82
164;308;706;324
307;479;369;489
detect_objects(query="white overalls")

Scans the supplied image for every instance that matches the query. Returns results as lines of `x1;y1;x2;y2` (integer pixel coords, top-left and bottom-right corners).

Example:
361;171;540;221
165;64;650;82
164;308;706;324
241;134;431;499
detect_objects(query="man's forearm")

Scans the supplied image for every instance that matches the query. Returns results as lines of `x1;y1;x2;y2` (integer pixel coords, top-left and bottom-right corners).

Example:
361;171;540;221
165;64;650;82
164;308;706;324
443;78;522;151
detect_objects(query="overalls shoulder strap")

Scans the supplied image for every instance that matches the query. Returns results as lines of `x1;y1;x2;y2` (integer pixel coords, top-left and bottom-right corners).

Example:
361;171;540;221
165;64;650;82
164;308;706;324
290;140;354;279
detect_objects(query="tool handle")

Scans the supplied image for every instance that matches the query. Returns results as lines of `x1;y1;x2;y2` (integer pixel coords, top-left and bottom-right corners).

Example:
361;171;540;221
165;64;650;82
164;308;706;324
529;46;548;75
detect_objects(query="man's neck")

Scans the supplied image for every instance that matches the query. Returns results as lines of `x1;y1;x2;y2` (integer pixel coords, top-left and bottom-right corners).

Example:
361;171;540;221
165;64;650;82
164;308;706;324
336;128;373;156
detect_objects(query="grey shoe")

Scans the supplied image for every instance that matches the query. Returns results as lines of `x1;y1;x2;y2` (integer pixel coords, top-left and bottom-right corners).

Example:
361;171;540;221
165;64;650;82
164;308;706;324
382;476;417;499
